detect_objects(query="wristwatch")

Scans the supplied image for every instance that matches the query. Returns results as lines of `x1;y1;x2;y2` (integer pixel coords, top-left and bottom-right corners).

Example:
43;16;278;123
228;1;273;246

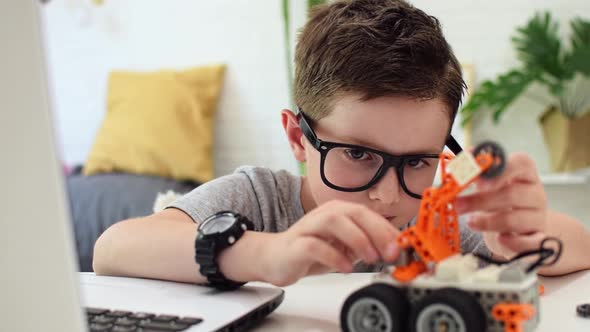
195;211;254;290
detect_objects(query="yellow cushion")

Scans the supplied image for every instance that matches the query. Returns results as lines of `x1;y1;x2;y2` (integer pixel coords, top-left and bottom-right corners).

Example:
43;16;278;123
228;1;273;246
83;64;226;183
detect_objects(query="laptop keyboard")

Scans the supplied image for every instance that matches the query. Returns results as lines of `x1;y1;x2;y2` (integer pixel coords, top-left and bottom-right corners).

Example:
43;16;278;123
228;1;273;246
86;307;203;332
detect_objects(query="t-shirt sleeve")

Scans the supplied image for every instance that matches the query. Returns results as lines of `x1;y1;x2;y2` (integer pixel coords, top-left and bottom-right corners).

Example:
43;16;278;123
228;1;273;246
459;215;491;258
166;171;264;231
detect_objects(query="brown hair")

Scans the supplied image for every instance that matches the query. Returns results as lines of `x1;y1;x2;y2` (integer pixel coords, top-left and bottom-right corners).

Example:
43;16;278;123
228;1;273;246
294;0;465;125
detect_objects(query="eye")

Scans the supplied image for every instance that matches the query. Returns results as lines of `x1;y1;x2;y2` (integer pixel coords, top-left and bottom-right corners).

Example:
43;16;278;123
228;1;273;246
407;158;430;169
345;148;372;161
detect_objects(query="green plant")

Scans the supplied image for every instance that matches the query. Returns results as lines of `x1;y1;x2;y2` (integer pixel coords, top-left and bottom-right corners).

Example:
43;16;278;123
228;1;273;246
461;12;590;126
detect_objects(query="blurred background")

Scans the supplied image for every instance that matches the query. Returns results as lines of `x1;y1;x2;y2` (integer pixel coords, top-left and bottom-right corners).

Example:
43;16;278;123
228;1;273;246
38;0;590;271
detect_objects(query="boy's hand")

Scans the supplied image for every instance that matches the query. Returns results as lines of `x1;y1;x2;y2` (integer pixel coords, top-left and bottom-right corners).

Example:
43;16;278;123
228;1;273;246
455;152;548;259
262;200;400;286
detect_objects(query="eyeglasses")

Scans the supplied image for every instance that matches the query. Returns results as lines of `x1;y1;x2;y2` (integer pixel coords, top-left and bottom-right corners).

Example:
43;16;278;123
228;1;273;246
298;109;463;199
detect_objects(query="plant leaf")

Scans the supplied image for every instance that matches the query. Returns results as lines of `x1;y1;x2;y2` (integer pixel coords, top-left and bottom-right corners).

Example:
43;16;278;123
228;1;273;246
564;18;590;77
511;12;567;85
461;69;538;125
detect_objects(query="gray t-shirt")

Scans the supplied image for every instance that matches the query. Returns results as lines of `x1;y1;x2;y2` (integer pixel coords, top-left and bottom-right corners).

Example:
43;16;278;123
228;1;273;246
169;166;491;271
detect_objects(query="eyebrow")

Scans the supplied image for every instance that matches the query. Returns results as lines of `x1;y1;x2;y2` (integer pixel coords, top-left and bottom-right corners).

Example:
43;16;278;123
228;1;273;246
301;111;445;155
330;133;442;155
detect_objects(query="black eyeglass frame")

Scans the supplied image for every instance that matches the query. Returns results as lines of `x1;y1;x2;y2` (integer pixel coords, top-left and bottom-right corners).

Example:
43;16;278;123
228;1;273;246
298;109;463;199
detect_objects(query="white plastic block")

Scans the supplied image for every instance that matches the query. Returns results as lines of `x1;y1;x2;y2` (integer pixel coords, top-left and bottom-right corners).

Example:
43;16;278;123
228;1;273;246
472;265;504;283
447;152;481;186
435;254;478;282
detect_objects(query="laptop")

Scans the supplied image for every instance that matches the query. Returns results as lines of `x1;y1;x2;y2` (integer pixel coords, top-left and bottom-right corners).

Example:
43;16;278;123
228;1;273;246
0;1;283;331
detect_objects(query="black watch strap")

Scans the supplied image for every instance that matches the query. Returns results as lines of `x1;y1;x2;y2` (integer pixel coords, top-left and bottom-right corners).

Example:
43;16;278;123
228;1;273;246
195;240;247;291
195;212;254;290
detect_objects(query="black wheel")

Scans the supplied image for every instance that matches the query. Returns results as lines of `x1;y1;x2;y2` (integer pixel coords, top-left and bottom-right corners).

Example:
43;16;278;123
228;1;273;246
473;141;505;179
409;288;486;332
341;283;409;332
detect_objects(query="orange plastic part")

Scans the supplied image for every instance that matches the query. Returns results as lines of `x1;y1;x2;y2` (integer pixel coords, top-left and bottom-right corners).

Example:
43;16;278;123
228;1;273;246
391;261;427;282
538;284;545;296
492;303;535;332
392;151;495;283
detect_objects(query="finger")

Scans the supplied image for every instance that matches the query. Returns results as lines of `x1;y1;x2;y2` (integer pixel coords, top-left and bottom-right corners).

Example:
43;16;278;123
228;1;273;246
316;215;379;263
497;232;546;255
343;204;400;261
467;209;546;233
305;214;380;264
456;182;546;214
476;153;540;192
296;236;353;273
330;241;360;263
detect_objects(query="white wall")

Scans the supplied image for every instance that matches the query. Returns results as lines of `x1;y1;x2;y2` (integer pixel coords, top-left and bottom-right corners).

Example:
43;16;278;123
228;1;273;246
42;0;305;176
42;0;590;177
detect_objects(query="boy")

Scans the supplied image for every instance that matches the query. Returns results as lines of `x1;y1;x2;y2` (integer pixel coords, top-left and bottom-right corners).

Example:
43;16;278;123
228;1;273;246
93;0;590;288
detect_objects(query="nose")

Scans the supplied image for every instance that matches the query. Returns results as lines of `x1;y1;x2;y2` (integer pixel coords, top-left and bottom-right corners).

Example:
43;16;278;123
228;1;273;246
368;167;402;204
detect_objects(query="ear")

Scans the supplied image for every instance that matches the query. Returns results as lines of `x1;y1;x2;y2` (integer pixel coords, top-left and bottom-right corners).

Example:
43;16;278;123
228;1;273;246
281;109;306;162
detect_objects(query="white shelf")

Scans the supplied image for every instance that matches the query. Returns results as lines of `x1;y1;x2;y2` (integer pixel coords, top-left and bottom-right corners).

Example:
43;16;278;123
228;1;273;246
540;172;589;185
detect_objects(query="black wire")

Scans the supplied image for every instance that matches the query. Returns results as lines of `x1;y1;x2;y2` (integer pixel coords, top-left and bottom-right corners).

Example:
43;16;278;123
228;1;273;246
474;237;563;273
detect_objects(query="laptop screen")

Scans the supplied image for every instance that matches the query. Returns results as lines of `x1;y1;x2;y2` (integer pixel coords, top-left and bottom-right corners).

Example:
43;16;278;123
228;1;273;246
1;2;284;332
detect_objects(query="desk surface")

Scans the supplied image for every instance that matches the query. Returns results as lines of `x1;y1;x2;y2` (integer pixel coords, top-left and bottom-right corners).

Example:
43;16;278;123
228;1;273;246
252;271;590;332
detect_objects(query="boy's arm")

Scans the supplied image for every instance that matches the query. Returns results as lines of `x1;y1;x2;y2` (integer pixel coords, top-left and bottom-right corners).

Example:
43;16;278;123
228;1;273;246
92;208;268;284
536;210;590;276
483;210;590;276
93;201;400;287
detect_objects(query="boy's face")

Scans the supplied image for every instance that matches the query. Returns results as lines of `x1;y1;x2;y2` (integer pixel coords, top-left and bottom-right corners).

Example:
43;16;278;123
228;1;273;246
294;94;451;228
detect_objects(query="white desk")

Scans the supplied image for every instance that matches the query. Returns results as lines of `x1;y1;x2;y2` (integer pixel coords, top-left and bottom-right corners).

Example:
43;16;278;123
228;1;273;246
252;271;590;332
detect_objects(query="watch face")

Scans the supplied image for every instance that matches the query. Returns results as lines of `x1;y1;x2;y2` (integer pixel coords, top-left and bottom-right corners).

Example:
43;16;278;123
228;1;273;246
200;212;236;235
